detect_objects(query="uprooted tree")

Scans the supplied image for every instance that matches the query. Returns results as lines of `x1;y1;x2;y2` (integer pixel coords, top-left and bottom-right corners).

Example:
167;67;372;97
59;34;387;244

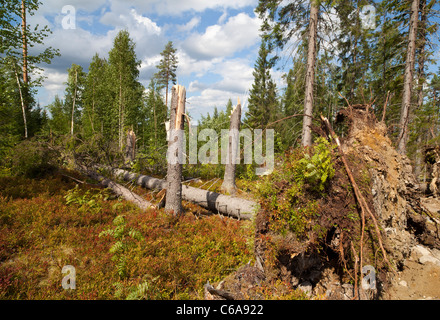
204;104;440;300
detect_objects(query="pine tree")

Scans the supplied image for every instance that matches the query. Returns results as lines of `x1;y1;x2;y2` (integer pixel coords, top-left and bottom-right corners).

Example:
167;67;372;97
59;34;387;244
398;0;420;155
256;0;322;147
0;0;59;139
334;0;375;103
155;41;178;108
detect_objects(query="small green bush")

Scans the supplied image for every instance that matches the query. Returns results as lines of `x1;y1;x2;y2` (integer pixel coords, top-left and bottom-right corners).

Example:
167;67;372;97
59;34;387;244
10;140;60;178
297;137;335;192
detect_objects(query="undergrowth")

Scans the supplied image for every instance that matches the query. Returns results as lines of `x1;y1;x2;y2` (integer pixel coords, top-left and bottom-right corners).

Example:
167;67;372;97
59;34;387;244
256;137;335;239
0;173;252;300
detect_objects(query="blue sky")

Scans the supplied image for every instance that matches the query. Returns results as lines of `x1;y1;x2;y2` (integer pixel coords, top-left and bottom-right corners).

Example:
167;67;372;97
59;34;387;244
28;0;440;123
30;0;269;123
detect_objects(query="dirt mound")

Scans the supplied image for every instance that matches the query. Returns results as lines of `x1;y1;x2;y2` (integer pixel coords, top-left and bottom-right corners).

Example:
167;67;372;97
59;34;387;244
205;106;440;300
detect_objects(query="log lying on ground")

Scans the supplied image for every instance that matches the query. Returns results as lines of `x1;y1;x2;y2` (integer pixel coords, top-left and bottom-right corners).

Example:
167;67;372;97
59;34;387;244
107;167;257;220
80;166;152;211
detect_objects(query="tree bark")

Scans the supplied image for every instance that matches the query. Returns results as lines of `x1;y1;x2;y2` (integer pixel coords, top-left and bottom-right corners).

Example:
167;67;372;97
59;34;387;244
398;0;419;155
414;0;427;181
80;167;152;211
13;63;28;139
125;128;136;162
118;71;123;150
301;0;319;147
21;0;28;139
107;167;256;220
70;69;78;136
165;85;186;216
21;0;28;85
221;99;242;195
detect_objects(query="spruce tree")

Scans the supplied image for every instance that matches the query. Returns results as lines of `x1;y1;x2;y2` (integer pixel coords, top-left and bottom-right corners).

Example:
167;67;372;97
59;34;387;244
244;39;279;130
256;0;322;147
47;95;69;135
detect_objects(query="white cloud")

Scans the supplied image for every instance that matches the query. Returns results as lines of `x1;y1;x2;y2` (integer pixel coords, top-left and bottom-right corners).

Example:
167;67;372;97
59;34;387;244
176;50;222;78
187;88;237;111
36;69;69;107
218;9;229;24
130;9;162;35
32;0;264;121
185;59;255;119
212;58;254;93
176;16;201;33
183;12;262;60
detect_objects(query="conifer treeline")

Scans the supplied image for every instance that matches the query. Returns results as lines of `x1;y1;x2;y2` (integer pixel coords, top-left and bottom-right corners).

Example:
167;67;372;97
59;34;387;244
46;31;177;157
238;0;440;178
1;0;440;180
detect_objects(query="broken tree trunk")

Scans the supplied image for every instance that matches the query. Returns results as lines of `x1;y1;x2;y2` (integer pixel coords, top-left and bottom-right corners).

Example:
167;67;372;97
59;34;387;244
106;167;257;220
221;99;242;195
125;128;136;163
80;166;152;211
165;85;186;216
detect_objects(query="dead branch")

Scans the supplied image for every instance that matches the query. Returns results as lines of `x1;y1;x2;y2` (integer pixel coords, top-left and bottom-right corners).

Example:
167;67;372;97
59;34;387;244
204;281;235;300
381;91;390;123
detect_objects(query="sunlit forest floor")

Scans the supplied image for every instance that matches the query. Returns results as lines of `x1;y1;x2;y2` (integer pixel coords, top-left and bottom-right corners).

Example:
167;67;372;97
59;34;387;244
0;170;255;299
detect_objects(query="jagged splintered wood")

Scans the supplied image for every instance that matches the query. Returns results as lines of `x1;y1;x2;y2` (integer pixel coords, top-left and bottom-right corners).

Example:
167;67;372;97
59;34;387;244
125;128;136;163
165;85;186;216
221;98;242;195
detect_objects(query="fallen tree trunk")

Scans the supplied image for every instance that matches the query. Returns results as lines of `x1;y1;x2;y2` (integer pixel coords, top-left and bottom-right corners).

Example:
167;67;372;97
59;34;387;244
80;166;152;211
107;167;257;220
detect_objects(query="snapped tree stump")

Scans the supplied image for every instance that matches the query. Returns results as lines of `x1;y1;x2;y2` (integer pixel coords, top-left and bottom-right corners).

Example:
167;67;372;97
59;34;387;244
165;85;186;216
221;99;241;195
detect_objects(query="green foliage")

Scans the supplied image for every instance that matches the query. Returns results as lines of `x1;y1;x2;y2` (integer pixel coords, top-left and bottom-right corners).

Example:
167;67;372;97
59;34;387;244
99;214;144;279
81;54;114;139
0;173;253;300
155;41;178;106
64;185;111;215
107;30;144;149
297;137;336;192
9;139;60;178
256;138;336;238
124;276;161;300
64;64;87;135
244;39;280;131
